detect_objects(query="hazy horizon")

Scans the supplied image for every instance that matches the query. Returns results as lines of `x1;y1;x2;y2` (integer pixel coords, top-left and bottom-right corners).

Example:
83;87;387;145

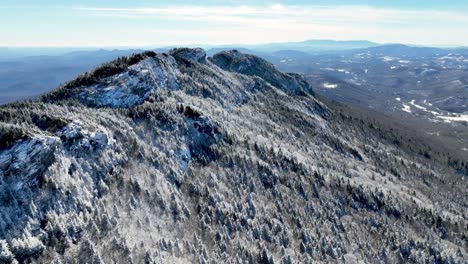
1;1;468;47
0;39;466;50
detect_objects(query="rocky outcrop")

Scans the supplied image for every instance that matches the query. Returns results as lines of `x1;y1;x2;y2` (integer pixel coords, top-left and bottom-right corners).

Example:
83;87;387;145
211;50;314;96
43;52;181;108
170;48;208;64
0;136;59;187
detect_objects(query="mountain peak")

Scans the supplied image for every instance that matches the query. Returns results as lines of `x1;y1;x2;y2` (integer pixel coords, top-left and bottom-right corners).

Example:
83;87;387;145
41;48;314;108
42;51;181;108
211;50;314;96
170;47;207;64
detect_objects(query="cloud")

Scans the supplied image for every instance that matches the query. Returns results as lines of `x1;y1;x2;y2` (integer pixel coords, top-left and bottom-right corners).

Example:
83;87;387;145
75;5;468;25
66;5;468;46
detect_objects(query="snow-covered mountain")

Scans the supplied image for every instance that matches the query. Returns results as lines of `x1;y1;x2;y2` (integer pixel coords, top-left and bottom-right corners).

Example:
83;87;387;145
0;48;466;263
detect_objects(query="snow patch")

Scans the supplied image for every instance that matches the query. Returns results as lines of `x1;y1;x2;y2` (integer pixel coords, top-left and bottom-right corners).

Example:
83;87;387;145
61;120;112;150
409;100;427;111
408;100;442;116
436;114;468;123
402;104;411;113
61;120;84;140
420;68;437;76
323;83;338;89
382;56;396;62
336;69;350;74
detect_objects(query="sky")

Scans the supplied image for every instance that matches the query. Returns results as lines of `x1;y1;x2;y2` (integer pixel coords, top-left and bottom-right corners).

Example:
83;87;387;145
1;0;468;47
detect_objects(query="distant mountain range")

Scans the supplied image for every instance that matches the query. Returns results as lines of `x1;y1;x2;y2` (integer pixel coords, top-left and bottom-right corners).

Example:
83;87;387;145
265;44;468;156
229;39;380;53
1;41;467;105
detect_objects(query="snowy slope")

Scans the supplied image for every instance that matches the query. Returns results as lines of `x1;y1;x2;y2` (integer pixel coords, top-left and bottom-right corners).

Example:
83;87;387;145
0;48;466;263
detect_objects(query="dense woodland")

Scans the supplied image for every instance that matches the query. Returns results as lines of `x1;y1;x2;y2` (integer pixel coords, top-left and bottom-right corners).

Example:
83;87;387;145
0;49;466;263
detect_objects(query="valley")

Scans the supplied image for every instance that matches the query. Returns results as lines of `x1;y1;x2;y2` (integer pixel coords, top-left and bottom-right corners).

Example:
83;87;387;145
266;45;468;155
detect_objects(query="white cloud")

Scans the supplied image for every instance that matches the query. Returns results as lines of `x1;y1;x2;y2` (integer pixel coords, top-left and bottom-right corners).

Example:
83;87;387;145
62;5;468;46
75;5;468;25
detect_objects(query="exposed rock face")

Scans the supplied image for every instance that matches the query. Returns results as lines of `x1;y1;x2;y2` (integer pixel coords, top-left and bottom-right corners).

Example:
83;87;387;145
0;136;59;187
0;49;466;263
211;50;314;96
69;54;181;108
170;48;208;64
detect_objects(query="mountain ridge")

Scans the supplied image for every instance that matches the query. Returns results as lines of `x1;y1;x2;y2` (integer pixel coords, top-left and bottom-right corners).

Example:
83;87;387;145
0;48;466;263
2;42;468;105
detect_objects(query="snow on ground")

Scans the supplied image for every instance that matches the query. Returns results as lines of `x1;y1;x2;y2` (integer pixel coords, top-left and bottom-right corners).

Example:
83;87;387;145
420;68;437;76
402;99;468;123
382;56;396;62
410;100;427;111
438;54;465;61
323;83;338;89
404;100;468;122
336;69;350;74
347;79;361;86
0;135;61;189
402;104;412;113
395;98;401;101
436;114;468;123
423;100;433;106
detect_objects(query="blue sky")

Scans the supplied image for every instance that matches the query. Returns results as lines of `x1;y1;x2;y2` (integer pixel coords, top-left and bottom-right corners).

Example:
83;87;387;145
1;1;468;47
